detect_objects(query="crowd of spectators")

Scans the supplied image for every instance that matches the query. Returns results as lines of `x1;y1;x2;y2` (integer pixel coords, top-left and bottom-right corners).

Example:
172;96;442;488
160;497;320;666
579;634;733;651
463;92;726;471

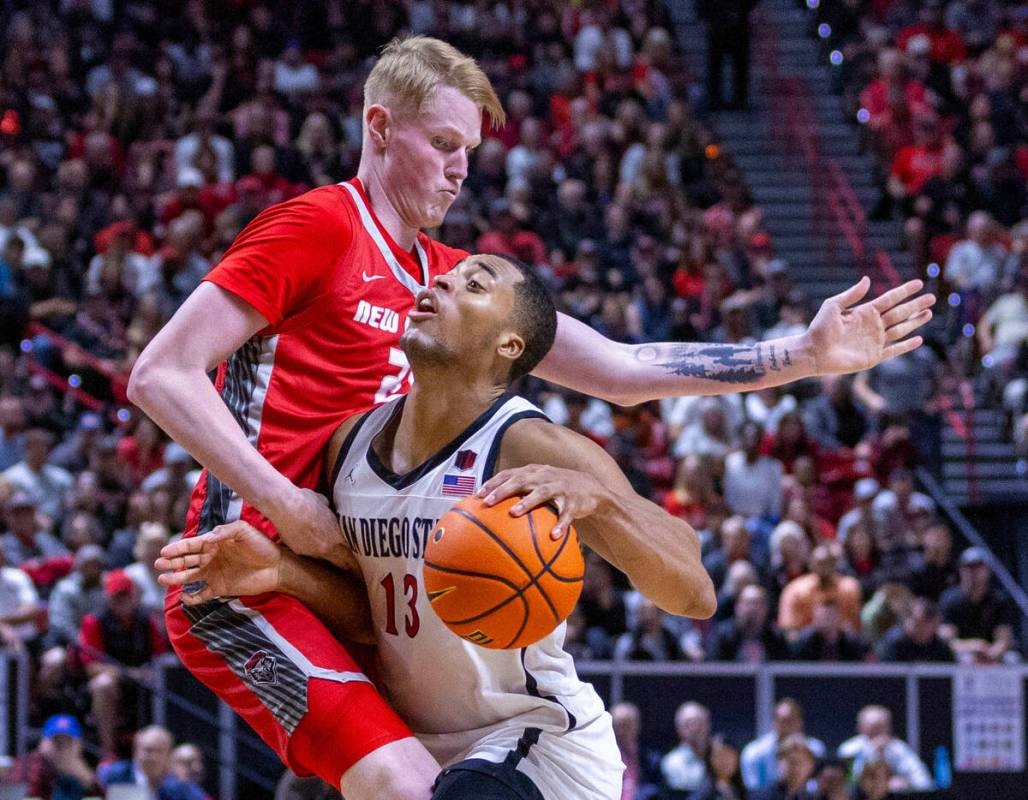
614;697;937;799
0;0;1023;797
810;0;1028;468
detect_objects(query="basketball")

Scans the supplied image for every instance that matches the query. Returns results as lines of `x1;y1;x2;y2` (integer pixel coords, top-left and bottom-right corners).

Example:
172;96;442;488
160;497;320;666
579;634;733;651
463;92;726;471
423;495;585;649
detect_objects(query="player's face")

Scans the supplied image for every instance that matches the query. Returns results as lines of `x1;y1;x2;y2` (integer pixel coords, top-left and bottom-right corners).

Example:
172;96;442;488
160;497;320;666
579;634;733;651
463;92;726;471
402;255;523;377
382;85;482;230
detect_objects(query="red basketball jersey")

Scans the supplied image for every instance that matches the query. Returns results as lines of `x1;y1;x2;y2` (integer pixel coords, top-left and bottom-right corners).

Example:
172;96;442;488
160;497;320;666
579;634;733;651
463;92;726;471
186;178;467;539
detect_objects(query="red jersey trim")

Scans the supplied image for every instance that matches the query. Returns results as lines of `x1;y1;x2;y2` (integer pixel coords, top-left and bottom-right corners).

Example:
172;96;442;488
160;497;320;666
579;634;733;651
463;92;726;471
345;178;433;285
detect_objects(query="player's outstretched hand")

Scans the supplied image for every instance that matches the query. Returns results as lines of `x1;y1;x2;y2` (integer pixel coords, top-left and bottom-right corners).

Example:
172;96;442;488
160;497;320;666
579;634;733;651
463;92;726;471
265;487;357;570
805;276;935;375
155;520;283;604
478;465;608;540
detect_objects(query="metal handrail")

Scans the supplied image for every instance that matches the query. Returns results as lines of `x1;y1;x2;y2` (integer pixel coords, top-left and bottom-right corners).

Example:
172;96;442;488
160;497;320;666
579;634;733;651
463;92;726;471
24;321;130;402
917;467;1028;625
581;660;1028;765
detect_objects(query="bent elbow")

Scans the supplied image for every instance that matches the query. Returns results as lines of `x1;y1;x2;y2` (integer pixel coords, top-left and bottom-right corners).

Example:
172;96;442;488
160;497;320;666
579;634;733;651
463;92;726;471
653;572;717;619
126;358;152;409
690;579;718;620
611;392;646;408
672;571;717;620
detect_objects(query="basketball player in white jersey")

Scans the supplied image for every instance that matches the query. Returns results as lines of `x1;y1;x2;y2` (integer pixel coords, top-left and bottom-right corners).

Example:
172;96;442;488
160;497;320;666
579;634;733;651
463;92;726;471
157;253;717;799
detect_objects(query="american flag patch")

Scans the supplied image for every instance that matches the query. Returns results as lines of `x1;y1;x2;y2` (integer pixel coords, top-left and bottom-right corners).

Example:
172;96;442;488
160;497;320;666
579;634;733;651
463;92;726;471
441;473;476;497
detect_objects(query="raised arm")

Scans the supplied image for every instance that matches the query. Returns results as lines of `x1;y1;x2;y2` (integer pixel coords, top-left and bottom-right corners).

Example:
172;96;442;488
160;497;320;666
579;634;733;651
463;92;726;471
534;277;934;405
128;282;341;561
481;419;716;619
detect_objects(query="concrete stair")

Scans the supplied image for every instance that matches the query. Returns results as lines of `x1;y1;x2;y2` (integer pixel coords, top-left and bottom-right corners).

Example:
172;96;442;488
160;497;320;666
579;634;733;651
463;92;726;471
668;0;1024;508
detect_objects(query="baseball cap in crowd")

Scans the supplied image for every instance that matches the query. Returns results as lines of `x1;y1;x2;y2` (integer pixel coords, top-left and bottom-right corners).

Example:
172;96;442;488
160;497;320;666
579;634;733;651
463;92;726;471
853;478;879;501
766;258;790;276
42;714;82;740
959;547;990;568
104;569;135;597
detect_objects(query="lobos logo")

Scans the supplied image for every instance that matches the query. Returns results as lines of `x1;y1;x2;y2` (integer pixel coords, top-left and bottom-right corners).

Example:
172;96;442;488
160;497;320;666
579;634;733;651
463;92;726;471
244;650;278;686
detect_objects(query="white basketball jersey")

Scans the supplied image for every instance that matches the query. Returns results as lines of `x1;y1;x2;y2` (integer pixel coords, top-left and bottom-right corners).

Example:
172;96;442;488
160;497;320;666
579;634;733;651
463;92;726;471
332;394;623;799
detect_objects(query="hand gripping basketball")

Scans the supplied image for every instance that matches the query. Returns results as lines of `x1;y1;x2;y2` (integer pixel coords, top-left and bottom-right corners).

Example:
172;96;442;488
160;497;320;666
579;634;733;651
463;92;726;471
476;463;609;539
423;495;585;649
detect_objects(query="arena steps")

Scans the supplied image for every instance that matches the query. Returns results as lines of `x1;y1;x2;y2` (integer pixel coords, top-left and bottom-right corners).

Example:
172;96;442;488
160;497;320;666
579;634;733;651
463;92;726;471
670;0;1024;510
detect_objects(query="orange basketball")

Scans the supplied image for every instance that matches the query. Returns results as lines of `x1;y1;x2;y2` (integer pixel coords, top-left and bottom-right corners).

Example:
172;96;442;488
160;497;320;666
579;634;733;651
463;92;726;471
423;495;585;649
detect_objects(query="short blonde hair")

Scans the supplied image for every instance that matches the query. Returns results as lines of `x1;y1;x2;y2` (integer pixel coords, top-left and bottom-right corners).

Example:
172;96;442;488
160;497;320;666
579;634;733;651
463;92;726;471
364;36;505;128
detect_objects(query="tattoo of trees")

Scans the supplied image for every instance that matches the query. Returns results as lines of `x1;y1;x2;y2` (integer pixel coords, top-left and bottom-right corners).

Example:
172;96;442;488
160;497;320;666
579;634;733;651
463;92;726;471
636;343;767;384
634;342;797;384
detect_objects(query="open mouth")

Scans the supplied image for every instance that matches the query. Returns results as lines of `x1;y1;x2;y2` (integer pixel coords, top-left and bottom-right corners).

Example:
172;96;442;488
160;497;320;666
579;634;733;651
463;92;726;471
409;290;437;321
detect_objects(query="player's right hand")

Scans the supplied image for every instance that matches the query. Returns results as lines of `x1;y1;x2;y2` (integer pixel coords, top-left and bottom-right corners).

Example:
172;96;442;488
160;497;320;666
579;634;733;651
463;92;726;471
265;487;358;570
155;521;284;604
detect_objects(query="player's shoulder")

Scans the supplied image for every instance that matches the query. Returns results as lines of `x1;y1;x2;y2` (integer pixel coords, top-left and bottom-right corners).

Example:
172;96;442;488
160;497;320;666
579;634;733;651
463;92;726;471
283;184;357;228
325;408;372;479
243;184;356;243
497;415;602;471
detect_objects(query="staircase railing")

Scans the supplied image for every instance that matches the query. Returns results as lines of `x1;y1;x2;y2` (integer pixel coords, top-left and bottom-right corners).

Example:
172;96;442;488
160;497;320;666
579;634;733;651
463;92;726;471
23;321;130;403
756;9;871;279
918;468;1028;630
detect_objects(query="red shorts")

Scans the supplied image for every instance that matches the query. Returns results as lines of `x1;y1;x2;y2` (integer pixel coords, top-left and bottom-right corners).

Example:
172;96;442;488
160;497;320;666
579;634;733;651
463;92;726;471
165;585;413;787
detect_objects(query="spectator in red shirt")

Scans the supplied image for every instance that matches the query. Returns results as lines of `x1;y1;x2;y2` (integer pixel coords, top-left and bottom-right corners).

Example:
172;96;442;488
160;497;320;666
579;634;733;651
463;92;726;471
897;2;968;64
475;198;547;267
116;417;165;487
860;49;929;125
79;569;167;756
762;411;820;474
887;112;960;213
663;454;720;531
241;144;303;208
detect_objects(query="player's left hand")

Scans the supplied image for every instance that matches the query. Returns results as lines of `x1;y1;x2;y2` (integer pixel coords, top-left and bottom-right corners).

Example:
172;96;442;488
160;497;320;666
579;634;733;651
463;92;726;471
804;277;935;375
155;521;284;604
477;465;608;539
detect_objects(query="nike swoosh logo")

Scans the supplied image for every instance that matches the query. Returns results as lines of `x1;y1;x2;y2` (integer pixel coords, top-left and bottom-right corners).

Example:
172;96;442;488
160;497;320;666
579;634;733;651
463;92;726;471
363;271;385;282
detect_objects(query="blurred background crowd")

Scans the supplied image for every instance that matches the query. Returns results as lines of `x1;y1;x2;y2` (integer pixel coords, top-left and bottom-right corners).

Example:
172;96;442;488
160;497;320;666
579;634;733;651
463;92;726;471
0;0;1024;798
814;0;1028;460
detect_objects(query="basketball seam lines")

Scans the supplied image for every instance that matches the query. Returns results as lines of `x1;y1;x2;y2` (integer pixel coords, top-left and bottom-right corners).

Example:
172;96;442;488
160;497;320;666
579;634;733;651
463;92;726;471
425;511;582;635
527;511;584;584
423;560;531;647
453;508;561;622
528;512;568;621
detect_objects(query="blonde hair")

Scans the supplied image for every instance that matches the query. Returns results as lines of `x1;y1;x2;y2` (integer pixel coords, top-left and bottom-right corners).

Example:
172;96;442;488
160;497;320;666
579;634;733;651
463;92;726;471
364;36;505;128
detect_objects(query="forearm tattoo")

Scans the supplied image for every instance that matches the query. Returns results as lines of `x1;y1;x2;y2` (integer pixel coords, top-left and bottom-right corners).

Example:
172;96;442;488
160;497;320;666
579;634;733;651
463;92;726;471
634;342;794;385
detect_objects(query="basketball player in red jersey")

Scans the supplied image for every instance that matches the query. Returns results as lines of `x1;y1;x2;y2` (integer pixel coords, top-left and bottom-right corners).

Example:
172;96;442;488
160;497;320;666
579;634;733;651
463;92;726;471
128;36;934;800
